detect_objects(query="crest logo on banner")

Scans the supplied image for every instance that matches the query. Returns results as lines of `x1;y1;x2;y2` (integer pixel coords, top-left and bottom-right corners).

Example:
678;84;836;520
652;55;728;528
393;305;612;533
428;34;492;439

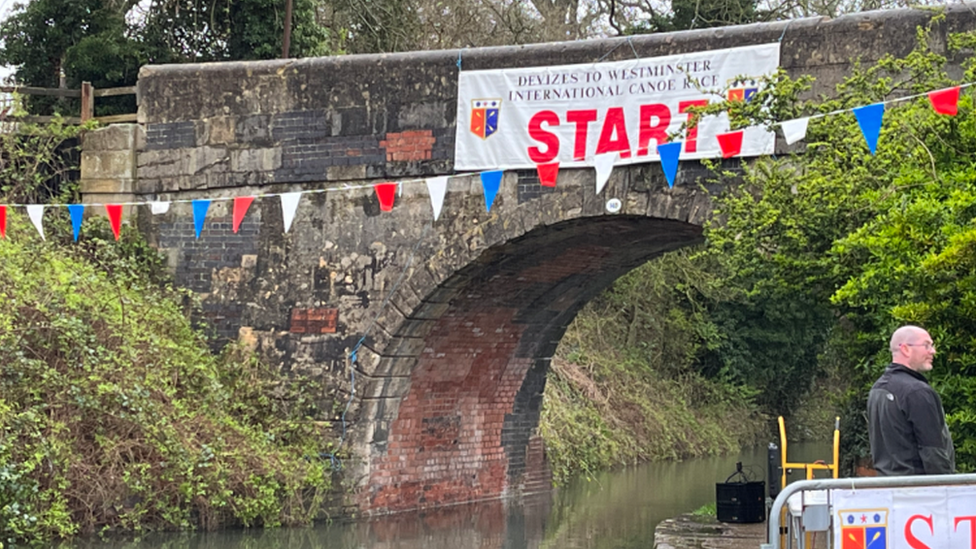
470;99;501;139
838;509;888;549
728;82;758;102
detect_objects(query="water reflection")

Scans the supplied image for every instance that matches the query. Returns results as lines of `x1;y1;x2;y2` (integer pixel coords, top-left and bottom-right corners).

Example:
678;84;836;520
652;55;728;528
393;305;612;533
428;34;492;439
58;443;831;549
62;496;550;549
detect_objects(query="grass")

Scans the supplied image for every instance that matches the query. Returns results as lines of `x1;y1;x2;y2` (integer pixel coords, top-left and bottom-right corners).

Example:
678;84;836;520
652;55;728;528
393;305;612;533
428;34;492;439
691;502;717;517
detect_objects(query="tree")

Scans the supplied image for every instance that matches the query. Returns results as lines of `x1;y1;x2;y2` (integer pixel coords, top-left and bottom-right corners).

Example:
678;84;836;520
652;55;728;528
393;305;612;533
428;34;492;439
0;0;332;115
323;0;552;53
622;0;759;34
228;0;329;59
327;0;423;53
0;0;133;113
136;0;329;62
700;19;976;471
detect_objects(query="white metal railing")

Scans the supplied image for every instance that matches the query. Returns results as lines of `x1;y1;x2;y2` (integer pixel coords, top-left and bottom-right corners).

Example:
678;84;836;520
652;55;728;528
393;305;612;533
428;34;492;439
761;473;976;549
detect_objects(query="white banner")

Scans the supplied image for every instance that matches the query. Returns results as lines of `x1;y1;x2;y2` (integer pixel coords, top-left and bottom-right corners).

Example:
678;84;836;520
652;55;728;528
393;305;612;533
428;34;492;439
455;43;780;171
833;485;976;549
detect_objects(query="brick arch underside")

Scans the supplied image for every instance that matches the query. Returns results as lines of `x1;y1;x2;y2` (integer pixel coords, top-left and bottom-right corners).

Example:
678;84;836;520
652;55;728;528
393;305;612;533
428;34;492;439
365;216;703;512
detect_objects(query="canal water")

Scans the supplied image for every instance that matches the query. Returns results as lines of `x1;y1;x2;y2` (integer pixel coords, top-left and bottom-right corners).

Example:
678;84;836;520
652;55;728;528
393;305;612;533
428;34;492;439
62;443;830;549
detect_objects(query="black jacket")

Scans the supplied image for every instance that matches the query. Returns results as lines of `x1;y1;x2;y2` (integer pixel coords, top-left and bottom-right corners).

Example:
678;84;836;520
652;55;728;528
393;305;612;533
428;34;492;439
867;363;955;476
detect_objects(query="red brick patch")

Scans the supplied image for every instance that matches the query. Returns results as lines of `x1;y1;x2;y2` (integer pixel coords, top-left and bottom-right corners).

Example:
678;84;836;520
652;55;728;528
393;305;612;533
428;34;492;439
290;307;338;333
380;130;435;162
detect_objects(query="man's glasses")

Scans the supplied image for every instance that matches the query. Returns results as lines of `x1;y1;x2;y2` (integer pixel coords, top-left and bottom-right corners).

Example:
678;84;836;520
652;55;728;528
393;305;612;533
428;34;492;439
903;342;936;351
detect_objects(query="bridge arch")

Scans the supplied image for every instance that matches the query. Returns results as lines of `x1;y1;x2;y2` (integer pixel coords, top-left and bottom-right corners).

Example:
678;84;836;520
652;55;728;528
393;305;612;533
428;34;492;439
349;171;707;512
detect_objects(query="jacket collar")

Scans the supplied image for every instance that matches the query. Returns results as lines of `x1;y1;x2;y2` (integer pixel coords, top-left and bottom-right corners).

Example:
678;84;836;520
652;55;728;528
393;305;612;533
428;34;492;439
889;362;930;384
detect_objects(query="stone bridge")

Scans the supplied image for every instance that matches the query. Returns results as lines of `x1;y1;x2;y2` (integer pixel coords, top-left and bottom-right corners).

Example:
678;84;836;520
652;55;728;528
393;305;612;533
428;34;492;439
79;6;973;514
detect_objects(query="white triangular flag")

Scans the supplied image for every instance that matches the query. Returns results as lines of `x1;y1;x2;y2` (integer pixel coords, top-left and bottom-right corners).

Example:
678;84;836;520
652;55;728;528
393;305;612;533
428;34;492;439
27;205;45;240
280;192;302;233
594;153;617;195
426;176;448;221
150;201;170;214
781;117;810;145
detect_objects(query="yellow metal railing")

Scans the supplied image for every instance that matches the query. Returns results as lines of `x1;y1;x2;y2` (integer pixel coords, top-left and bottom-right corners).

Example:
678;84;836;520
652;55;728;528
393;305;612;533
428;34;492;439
776;416;840;549
777;415;840;485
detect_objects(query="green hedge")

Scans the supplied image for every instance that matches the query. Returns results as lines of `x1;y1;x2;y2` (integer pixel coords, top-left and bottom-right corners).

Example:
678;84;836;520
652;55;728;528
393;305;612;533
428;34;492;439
0;214;333;543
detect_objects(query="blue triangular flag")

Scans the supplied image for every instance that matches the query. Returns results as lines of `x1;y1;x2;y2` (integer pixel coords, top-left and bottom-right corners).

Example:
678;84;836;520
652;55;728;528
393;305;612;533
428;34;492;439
68;204;84;241
657;142;682;188
192;199;210;239
853;103;884;155
480;170;503;212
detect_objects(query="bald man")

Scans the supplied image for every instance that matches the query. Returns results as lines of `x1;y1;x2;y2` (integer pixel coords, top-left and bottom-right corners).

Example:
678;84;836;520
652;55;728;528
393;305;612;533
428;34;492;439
867;325;955;475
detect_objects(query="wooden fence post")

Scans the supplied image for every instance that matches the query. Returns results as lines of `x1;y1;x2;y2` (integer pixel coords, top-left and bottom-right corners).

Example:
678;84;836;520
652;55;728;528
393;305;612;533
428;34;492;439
80;81;93;122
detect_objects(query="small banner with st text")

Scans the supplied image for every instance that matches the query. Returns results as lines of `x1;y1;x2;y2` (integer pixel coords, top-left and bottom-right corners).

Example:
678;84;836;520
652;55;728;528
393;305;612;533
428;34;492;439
454;43;781;171
833;485;976;549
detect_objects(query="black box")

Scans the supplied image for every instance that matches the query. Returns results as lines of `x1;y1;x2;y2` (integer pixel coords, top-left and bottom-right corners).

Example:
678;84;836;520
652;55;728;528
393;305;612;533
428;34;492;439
716;480;766;523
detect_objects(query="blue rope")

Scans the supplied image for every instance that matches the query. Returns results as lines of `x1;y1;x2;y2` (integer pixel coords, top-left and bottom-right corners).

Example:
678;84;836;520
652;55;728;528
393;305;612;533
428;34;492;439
626;36;639;60
319;223;433;470
596;40;627;63
778;20;792;43
319;362;355;470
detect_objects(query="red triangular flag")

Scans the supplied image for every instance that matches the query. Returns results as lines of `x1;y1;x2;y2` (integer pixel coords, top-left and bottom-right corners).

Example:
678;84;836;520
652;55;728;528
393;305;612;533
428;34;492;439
375;183;397;212
233;196;254;233
0;205;6;239
929;87;960;116
537;162;559;187
716;131;744;158
105;204;123;240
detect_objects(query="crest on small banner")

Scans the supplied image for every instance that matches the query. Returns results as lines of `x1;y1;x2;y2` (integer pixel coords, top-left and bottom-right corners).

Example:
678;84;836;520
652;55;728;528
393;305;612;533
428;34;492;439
470;98;501;139
838;509;888;549
728;80;759;102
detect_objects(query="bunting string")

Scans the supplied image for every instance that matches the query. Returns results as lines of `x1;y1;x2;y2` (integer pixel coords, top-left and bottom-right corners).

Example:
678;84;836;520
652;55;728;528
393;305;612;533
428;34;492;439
0;180;394;208
0;81;970;241
777;82;974;126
